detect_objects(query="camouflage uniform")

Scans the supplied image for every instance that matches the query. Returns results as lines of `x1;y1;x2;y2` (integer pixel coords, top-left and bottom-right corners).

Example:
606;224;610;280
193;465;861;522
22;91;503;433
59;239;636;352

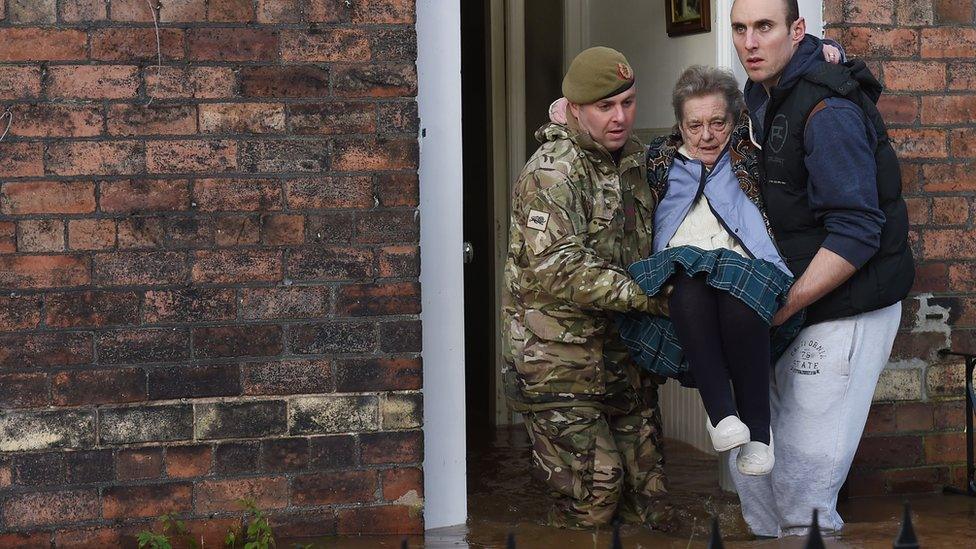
502;120;670;528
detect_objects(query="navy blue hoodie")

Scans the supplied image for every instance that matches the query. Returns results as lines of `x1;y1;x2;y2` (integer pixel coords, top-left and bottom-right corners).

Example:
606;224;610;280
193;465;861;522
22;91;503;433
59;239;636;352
745;35;885;269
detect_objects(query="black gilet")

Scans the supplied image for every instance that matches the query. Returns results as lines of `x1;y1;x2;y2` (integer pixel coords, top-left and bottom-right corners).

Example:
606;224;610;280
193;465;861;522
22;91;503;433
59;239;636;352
758;60;914;326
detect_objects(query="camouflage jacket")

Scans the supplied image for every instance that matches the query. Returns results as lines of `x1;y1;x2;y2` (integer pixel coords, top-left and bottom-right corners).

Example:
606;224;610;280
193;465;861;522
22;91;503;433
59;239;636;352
502;122;667;411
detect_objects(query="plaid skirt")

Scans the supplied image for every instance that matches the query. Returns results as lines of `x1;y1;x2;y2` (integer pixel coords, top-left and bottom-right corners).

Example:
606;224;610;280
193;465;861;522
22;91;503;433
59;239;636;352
617;245;805;387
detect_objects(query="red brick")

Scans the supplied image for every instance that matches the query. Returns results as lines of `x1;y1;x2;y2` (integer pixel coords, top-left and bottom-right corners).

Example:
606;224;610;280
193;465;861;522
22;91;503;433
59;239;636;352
949;264;976;292
923;163;976;192
9;1;55;23
93;251;188;286
242;359;333;395
47;141;145;176
261;214;305;245
292;470;378;505
904;197;929;225
351;0;414;23
895;402;935;432
268;510;337;539
146;66;237;99
117;216;166;249
0;295;41;330
60;0;108;22
199;103;286;134
0;332;93;368
932;196;970;225
0;255;90;289
361;431;422;465
897;0;933;25
338;282;420;316
208;0;254;21
103;483;192;518
0;373;49;408
68;219;116;250
170;518;239;549
833;27;918;58
159;0;208;22
194;178;282;211
0;532;50;548
257;0;302;22
241;287;331;320
7;103;102;138
143;288;236;323
377;173;419;207
883;61;946;92
195;477;288;513
97;329;189;364
377;246;418;278
912;262;949;293
337;505;422;535
922;28;976;58
935;0;974;23
0;28;87;61
333;64;418;97
187;28;277;61
308;0;344;22
949;128;976;158
923;228;976;259
281;30;370;62
146;139;237;173
334;138;417;171
116;448;163;480
109;0;158;21
864;403;897;435
934;400;966;430
948;62;976;90
885;467;946;494
47;65;139;99
922;95;976;125
889;331;948;362
100;179;190;213
46;291;139;328
2;181;95;215
0;222;13;253
924;432;970;464
165;445;212;478
192;325;283;358
52;368;146;406
382;467;423;501
853;435;923;468
16;219;64;252
335;358;421;392
108;104;197;136
55;528;126;549
193;249;281;284
357;210;418;244
287;247;374;281
240;66;330;98
286;176;374;209
378;100;418;133
0;66;41;99
876;96;917;126
0;142;44;177
3;490;99;528
288;102;377;135
215;215;261;246
92;28;184;61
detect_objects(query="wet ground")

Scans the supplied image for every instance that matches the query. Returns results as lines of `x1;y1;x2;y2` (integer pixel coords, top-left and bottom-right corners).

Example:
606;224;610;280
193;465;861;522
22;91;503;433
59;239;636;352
293;426;976;548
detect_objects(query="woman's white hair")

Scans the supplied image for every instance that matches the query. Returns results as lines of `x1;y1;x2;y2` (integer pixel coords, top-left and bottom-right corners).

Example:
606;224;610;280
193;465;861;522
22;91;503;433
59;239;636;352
672;65;746;123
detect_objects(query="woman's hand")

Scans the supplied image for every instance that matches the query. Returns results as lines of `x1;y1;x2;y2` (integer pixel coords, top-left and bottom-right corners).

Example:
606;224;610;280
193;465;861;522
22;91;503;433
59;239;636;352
548;97;568;124
823;44;842;64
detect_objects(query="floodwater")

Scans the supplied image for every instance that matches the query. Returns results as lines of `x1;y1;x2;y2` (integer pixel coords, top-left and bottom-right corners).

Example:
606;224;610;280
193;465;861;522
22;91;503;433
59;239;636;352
293;426;976;548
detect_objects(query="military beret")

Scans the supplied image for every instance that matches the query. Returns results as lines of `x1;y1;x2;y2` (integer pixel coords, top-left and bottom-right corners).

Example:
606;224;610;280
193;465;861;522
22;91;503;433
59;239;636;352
562;46;635;105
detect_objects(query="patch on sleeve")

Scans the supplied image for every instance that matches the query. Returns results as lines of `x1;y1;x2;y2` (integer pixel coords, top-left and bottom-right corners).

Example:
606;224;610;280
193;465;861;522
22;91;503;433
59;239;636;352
526;209;550;232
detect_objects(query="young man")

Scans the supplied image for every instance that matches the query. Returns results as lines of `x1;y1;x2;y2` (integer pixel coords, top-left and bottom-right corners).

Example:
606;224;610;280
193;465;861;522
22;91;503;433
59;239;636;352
728;0;915;536
502;47;670;528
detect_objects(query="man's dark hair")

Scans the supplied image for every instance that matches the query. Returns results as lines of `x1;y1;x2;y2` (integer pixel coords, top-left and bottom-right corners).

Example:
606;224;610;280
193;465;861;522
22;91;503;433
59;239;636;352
784;0;800;26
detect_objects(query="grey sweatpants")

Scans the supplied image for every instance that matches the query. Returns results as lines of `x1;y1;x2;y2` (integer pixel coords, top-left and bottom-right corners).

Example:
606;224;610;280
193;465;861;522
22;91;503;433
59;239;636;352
728;302;902;537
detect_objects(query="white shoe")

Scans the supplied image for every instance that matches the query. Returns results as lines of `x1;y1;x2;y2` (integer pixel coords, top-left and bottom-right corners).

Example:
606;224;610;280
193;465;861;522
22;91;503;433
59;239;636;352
737;432;775;476
705;415;750;452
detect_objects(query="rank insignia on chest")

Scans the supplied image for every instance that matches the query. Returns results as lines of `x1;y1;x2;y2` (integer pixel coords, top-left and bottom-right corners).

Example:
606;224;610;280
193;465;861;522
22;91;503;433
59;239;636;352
527;209;550;231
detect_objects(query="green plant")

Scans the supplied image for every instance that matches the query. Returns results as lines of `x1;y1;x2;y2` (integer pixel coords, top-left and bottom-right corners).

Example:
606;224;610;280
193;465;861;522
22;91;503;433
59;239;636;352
225;498;276;549
137;513;200;549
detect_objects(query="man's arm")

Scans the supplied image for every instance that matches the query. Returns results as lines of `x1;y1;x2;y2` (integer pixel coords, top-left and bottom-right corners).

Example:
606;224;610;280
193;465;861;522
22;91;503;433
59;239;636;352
515;170;667;316
772;98;883;325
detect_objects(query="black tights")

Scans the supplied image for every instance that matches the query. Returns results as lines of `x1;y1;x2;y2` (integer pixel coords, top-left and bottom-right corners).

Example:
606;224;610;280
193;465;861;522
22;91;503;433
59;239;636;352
668;274;771;444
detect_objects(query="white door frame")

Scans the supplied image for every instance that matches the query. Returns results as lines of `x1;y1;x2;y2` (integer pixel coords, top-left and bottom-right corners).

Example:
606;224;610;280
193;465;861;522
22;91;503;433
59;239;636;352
418;0;467;531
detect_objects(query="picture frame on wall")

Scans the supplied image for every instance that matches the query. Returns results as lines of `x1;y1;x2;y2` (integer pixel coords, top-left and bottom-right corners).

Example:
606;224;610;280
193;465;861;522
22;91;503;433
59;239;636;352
666;0;711;37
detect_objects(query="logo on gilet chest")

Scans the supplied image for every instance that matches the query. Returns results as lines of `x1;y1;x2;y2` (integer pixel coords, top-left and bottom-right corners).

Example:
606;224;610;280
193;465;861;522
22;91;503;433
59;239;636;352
768;114;789;154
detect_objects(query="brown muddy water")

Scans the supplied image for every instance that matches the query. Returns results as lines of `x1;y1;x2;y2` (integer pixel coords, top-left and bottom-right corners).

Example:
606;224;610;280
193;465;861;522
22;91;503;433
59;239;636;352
292;427;976;548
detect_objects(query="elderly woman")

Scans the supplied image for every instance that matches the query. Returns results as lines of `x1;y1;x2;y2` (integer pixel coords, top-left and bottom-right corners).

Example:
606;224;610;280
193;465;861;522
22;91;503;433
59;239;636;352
616;65;804;477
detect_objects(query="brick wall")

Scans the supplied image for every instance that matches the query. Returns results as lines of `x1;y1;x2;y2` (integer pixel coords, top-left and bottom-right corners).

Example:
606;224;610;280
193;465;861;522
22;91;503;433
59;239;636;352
0;0;422;544
825;0;976;496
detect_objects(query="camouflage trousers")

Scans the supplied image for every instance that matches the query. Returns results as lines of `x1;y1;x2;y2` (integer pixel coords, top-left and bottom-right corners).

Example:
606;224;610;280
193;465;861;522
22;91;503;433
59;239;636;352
522;391;670;529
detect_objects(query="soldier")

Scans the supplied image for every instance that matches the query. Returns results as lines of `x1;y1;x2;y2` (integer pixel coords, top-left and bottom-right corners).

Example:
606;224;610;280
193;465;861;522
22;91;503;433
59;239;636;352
502;47;670;529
